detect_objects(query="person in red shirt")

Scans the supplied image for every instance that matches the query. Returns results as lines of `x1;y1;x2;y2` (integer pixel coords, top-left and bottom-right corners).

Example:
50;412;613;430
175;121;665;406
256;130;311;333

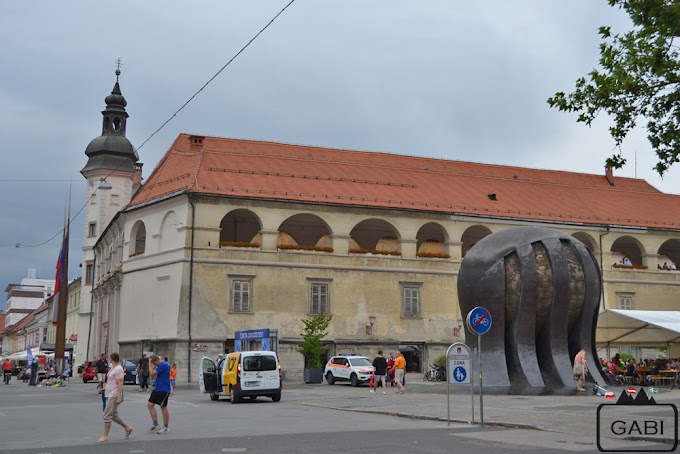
3;359;13;384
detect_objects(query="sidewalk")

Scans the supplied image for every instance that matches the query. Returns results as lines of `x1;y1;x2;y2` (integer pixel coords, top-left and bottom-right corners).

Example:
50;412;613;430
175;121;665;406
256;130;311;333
289;380;680;440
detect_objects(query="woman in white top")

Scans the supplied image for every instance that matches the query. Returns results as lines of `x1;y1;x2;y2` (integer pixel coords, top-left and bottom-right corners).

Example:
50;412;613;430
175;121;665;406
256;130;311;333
97;352;133;443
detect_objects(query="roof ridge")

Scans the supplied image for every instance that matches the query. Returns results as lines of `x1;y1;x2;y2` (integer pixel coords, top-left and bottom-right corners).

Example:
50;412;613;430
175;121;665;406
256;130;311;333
180;133;658;190
197;147;658;194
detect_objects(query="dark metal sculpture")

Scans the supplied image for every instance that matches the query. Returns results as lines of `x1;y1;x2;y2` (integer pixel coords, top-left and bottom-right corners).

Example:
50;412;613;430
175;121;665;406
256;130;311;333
458;226;606;388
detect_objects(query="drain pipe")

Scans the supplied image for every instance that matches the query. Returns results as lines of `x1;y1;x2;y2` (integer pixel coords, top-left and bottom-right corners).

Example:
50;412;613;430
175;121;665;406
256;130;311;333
187;193;196;383
599;226;610;312
85;250;97;361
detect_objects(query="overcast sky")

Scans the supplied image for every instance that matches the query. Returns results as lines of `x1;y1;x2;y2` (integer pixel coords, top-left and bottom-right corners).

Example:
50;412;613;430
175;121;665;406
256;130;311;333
1;1;678;308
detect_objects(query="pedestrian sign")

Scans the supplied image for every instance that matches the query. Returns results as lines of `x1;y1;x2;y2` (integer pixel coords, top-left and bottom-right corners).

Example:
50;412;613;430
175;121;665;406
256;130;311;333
451;363;469;384
466;306;492;335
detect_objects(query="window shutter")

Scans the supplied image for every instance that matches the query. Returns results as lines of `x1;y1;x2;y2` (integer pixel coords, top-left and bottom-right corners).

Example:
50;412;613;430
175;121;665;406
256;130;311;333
320;284;328;313
241;281;250;312
233;281;241;311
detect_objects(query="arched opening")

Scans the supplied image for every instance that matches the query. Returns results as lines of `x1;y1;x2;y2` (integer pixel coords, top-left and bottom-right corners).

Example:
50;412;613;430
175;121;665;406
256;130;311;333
220;209;262;246
130;221;146;257
159;211;179;251
572;232;597;254
349;219;401;254
416;222;449;257
461;225;492;258
277;214;332;250
611;236;645;266
658;239;680;270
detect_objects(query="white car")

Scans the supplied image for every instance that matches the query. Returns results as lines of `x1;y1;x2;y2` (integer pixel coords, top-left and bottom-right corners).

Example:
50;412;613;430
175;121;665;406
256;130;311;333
324;354;374;387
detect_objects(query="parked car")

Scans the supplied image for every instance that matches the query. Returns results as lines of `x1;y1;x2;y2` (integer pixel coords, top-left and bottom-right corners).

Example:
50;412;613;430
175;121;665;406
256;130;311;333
121;359;139;384
82;359;107;383
324;354;375;386
199;351;282;403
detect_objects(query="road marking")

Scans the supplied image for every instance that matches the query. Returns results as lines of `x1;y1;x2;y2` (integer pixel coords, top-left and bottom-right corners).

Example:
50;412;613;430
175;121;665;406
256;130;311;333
130;450;145;453
221;449;247;452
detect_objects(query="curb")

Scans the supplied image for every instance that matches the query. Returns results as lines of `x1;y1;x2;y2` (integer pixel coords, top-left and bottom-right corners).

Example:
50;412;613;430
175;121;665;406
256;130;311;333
299;402;541;431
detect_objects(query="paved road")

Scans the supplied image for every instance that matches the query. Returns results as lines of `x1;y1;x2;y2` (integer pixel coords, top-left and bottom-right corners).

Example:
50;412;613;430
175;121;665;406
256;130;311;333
0;377;675;453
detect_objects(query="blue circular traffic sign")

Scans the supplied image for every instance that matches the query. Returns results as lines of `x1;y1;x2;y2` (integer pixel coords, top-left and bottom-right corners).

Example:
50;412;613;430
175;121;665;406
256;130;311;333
466;306;492;335
452;366;467;383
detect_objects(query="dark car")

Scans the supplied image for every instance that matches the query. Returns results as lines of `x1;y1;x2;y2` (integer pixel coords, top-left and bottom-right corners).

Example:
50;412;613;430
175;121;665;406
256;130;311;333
122;359;139;384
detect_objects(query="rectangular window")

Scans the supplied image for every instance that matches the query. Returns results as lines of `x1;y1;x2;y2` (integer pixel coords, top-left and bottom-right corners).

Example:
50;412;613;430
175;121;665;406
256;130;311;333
401;283;422;317
85;264;94;285
617;293;634;310
230;278;252;313
310;282;329;314
88;222;97;238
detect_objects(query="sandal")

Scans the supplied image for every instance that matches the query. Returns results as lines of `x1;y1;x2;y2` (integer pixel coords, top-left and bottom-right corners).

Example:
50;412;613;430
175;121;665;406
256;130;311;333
125;427;133;439
96;437;108;443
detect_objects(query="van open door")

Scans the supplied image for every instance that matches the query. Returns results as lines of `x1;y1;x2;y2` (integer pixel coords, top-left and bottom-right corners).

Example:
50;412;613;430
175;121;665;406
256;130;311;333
199;357;219;394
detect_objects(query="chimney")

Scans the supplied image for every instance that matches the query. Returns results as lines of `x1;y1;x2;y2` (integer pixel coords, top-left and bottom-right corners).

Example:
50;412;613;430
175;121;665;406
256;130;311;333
133;162;144;193
605;165;615;186
189;135;205;151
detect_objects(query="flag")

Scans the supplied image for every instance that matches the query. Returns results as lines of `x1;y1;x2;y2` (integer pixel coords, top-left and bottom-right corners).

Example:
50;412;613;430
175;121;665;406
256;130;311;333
627;387;637;396
51;235;67;325
26;346;33;364
605;392;615;399
649;387;658;395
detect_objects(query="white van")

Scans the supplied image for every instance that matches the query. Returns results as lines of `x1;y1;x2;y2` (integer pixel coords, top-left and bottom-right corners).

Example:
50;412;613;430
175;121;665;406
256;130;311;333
199;351;282;403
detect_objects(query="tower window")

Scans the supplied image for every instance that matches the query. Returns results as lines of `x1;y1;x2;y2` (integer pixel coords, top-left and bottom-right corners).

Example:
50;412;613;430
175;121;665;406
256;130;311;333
88;222;97;238
113;117;121;131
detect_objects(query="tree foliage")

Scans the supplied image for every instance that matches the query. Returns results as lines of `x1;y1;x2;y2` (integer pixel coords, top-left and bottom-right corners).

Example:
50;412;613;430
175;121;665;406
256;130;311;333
548;0;680;175
297;311;332;369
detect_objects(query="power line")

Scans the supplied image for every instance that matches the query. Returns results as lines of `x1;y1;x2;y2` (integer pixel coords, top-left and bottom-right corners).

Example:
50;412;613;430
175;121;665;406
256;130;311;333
6;0;298;251
136;0;297;152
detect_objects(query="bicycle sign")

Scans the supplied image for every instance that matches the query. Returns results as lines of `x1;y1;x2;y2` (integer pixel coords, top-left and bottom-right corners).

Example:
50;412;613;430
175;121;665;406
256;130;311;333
466;306;492;335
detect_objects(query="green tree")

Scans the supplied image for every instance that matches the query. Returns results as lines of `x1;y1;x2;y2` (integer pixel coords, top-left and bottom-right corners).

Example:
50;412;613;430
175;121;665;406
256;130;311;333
548;0;680;176
297;311;333;369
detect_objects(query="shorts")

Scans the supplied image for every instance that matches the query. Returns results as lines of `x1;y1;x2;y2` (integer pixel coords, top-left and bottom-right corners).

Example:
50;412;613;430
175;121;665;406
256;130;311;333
395;369;405;382
98;373;107;383
374;374;386;383
170;379;176;387
149;390;170;407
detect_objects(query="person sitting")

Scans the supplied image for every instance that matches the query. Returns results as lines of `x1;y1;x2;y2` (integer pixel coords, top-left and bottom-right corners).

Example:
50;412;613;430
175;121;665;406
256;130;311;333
672;263;677;270
663;262;669;270
623;257;632;267
625;359;643;385
608;361;618;376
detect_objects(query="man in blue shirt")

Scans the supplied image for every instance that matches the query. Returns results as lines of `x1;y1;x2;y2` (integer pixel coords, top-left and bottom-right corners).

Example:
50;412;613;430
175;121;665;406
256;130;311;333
146;355;171;434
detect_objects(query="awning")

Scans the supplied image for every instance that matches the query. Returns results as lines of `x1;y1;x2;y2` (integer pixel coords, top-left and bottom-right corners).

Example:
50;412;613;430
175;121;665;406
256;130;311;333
39;343;74;352
597;309;680;345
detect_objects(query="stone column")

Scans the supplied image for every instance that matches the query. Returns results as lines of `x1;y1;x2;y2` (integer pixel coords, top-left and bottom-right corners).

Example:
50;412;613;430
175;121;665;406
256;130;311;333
446;241;463;261
399;239;417;259
259;230;279;251
330;235;351;255
644;253;659;269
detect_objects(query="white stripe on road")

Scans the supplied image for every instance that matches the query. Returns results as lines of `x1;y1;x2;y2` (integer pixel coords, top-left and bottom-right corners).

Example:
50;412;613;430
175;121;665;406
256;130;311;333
221;449;247;452
130;451;145;453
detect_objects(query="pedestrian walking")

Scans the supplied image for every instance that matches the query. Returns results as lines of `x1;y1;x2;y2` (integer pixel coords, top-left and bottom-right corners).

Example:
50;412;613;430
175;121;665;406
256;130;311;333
371;351;388;395
97;352;133;443
387;352;396;387
390;351;406;394
170;363;177;396
96;354;108;384
3;359;12;384
146;355;171;434
137;354;150;392
97;380;107;412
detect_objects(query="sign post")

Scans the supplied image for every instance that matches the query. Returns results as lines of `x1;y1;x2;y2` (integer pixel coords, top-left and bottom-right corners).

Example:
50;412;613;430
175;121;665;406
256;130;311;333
446;342;473;426
466;306;492;427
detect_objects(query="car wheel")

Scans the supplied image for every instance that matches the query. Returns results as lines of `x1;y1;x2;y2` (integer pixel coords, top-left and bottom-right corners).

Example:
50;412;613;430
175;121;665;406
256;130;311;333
210;392;219;401
350;373;359;387
230;387;239;404
272;393;281;402
325;372;335;385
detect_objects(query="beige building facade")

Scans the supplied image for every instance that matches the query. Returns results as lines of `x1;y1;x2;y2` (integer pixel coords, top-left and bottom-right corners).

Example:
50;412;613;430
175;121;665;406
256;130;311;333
85;133;680;383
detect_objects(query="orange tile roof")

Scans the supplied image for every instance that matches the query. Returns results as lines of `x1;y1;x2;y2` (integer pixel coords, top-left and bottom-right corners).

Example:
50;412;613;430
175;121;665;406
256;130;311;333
129;134;680;230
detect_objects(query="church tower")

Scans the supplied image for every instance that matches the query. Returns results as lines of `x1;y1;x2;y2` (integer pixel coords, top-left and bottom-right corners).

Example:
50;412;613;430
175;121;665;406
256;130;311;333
75;67;142;365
